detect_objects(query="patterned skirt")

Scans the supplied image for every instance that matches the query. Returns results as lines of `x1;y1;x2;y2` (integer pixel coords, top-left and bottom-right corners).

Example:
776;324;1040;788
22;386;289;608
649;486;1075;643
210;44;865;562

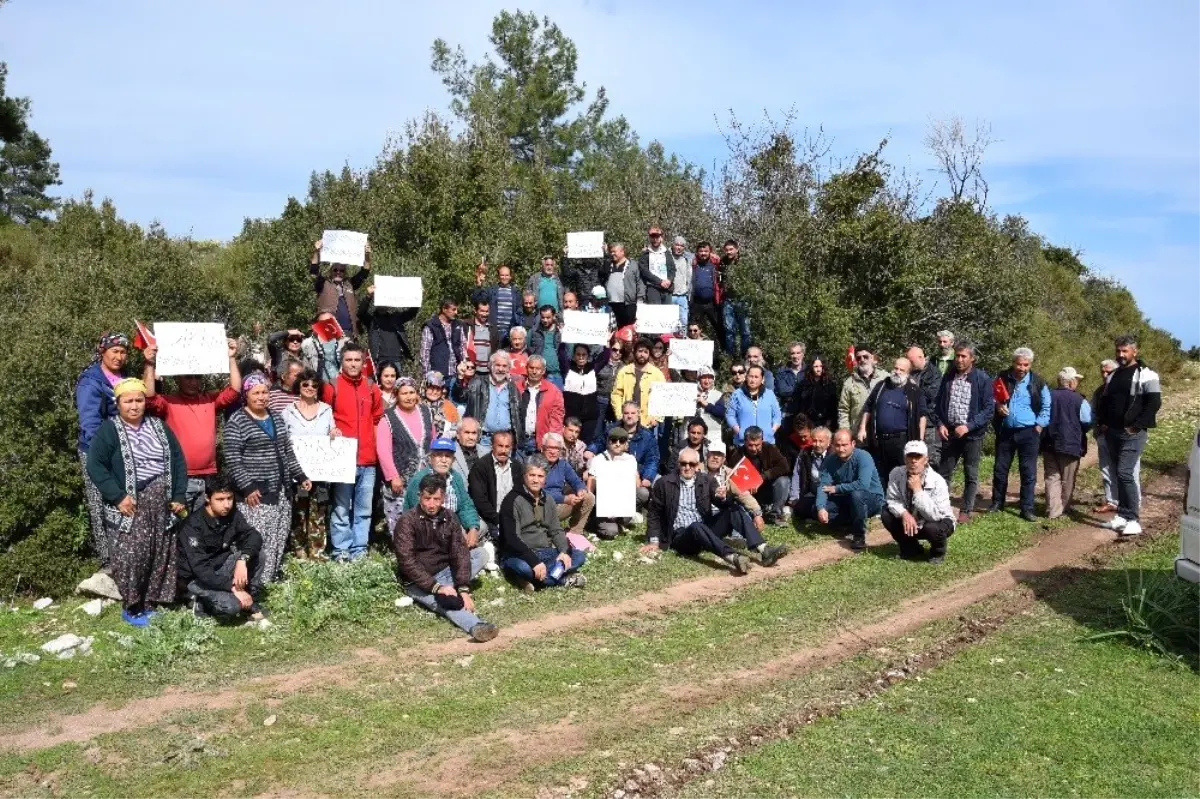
80;449;109;566
244;496;293;582
107;475;177;610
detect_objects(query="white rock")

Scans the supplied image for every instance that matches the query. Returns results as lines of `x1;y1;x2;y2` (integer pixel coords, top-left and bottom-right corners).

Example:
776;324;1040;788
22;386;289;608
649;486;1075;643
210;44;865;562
456;655;474;668
4;652;40;668
56;649;76;660
78;599;107;617
76;571;122;601
41;634;84;655
32;598;53;610
394;597;414;608
488;598;504;607
262;714;277;727
612;551;624;562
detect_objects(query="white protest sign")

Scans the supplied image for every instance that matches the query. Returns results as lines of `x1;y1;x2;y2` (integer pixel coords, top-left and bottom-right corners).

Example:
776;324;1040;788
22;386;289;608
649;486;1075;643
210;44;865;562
648;382;700;419
668;339;714;371
591;456;638;518
373;276;424;308
566;231;604;259
291;436;358;484
560;309;610;345
635;302;683;334
320;230;368;267
152;323;229;376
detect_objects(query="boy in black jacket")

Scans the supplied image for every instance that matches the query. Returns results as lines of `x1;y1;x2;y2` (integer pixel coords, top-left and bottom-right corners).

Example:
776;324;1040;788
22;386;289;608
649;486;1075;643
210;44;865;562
177;475;267;622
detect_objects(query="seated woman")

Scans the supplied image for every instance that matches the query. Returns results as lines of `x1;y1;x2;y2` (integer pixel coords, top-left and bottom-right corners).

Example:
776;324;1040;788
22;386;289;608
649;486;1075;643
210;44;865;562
176;474;267;622
498;454;587;591
86;378;188;627
377;377;435;532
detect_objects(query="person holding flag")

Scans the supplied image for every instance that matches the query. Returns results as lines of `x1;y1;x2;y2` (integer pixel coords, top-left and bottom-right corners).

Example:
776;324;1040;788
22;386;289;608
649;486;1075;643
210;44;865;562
303;312;348;383
729;426;792;525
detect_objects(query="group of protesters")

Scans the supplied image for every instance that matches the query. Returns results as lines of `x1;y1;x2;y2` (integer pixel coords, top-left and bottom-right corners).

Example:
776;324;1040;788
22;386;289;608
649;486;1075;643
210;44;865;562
74;226;1162;639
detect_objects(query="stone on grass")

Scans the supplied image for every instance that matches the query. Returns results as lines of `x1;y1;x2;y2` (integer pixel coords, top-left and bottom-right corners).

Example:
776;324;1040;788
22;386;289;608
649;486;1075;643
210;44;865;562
611;551;624;562
32;598;53;610
78;599;108;617
263;714;277;727
394;597;414;609
76;571;121;600
41;634;85;655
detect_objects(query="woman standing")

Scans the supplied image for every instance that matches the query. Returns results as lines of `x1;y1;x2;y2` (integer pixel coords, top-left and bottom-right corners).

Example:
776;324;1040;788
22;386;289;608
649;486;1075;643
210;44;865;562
282;369;336;560
564;343;604;443
376;377;435;531
378;362;401;411
224;373;311;582
422;371;460;438
86;378;187;627
76;332;130;569
793;356;838;430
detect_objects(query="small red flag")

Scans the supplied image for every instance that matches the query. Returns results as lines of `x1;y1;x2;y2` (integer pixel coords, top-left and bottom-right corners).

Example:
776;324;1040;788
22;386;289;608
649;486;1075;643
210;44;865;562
613;324;636;344
788;429;812;452
312;317;344;343
729;455;764;494
845;345;856;372
132;320;156;350
363;352;377;381
993;377;1011;404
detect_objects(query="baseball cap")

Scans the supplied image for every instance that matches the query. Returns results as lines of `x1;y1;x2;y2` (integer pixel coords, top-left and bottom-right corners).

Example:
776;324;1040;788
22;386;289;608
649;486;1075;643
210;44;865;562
698;365;715;378
903;440;928;457
607;427;630;441
1058;366;1083;382
592;285;607;299
648;225;662;235
430;438;456;453
708;439;726;456
424;370;446;388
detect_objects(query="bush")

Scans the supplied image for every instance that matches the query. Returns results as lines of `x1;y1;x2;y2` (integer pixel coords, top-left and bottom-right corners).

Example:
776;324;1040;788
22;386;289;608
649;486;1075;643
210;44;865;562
1087;570;1200;666
0;508;96;597
121;610;221;673
269;555;401;635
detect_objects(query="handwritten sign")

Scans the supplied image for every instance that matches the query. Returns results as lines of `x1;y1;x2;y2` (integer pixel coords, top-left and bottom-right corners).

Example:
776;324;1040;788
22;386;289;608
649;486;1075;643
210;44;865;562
635;302;683;335
668;339;714;371
374;276;424;308
566;231;604;259
591;456;638;518
560;309;610;345
291;436;358;484
152;323;228;376
648;382;700;419
321;230;368;267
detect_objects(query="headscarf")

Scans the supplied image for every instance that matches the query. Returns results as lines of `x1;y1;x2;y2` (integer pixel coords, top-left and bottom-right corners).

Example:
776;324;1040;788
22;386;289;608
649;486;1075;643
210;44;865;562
113;378;148;398
242;373;270;394
93;332;130;363
396;376;417;390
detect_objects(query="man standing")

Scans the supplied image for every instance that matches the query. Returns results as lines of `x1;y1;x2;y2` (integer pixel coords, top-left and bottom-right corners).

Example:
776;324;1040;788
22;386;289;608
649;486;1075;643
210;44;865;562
718;239;751;357
814;430;886;551
775;342;807;413
540;432;596;536
857;357;927;481
485;265;521;351
519;355;565;455
1095;335;1161;537
420;298;466;378
838;344;885;433
456;350;523;448
1093;358;1121;514
604;243;643;328
467;430;521;541
907;345;943;467
726;364;782;445
142;338;242;512
516;290;540;333
310;238;370;336
465;294;494;375
882;441;955;563
745;347;776;392
611;338;666;432
987;347;1051;521
1042;367;1092;519
934;330;955;375
730;426;791;524
525;256;566;313
695;366;726;440
528;307;565;388
362;285;418;373
669;235;693;329
638;225;675;305
689;242;723;344
932;343;995;523
322;342;384;561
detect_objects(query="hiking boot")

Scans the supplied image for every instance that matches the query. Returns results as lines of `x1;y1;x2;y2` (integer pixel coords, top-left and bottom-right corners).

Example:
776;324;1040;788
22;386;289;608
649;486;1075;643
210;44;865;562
1020;509;1037;522
896;547;925;561
727;553;753;574
470;622;499;643
763;512;779;526
726;535;749;551
851;534;867;552
563;573;587;589
983;502;1004;513
756;543;789;567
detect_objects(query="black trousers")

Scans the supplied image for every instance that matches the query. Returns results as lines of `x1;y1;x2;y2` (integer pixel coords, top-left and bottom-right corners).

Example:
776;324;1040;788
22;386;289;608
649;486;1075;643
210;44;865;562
689;300;724;344
871;433;908;485
611;302;635;329
669;506;764;559
185;551;266;621
881;507;954;558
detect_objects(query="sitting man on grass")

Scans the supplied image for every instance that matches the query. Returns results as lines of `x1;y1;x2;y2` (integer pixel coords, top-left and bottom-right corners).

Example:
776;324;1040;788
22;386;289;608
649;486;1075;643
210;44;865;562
882;440;955;564
393;472;498;642
176;474;267;622
498;454;588;592
642;448;788;574
814;429;885;552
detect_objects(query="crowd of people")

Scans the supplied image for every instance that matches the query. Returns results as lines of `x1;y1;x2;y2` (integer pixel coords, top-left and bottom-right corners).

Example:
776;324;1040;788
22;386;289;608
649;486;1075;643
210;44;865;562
74;227;1163;640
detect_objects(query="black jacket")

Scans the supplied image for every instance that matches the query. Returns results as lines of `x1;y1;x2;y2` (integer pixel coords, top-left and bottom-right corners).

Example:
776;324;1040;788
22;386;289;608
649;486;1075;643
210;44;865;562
467;454;525;526
637;249;677;304
647;471;725;550
176;508;263;593
362;296;418;366
914;360;941;418
793;378;838;429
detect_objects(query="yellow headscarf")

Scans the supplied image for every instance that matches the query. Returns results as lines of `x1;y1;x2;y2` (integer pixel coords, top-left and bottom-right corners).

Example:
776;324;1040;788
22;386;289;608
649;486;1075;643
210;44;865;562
113;378;148;398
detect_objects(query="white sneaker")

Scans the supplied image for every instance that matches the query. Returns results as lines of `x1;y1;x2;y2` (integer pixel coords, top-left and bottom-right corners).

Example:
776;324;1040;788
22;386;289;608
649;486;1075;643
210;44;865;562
1119;520;1143;537
1107;516;1129;531
781;506;793;518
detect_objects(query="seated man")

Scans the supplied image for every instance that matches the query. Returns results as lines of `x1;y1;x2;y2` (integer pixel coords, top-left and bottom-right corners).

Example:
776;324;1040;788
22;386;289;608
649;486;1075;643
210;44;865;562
882;440;955;564
705;439;765;525
499;454;587;591
403;437;482;548
642;448;787;574
789;425;832;521
176;474;266;622
814;429;885;551
466;430;521;542
730;426;791;524
561;416;590;480
668;416;712;469
587;426;648;539
393;472;498;642
589;401;659;511
540;432;596;536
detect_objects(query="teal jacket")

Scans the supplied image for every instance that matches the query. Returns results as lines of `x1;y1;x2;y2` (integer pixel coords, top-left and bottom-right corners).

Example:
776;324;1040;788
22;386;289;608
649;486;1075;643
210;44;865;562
815;448;884;510
401;467;481;531
86;417;188;506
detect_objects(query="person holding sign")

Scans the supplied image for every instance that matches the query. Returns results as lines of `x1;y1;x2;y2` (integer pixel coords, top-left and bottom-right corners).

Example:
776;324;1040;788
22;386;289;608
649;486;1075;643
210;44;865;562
587;426;642;539
610;338;665;430
362;284;418;373
310;238;370;336
282;369;337;560
589;402;658;507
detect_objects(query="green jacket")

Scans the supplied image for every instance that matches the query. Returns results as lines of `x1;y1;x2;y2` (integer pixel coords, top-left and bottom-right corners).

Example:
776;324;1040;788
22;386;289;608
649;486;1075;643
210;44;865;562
838;370;886;431
86;417;187;506
401;467;481;532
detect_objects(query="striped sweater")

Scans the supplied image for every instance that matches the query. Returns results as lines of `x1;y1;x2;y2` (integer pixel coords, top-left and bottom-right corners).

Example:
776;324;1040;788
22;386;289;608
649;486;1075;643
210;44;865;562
222;408;307;498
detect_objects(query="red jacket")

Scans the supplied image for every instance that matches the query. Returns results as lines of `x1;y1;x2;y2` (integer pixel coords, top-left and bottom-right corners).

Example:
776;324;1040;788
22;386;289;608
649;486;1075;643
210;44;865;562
322;372;384;466
519;379;565;450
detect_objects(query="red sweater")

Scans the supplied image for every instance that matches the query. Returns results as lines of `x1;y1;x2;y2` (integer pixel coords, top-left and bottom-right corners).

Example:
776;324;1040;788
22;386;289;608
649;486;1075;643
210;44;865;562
145;387;240;475
322;373;384;465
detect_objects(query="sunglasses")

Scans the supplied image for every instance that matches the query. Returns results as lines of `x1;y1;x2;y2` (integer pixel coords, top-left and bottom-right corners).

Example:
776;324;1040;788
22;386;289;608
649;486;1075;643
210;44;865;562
299;381;318;388
608;438;628;445
679;461;700;468
287;335;304;343
731;369;745;375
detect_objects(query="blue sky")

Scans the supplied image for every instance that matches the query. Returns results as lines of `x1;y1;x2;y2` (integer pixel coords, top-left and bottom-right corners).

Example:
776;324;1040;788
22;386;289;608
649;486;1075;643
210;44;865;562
3;0;1197;346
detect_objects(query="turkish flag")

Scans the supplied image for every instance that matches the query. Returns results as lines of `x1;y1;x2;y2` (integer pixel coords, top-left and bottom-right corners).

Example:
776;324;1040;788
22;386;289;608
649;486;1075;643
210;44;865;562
132;320;156;350
613;324;636;344
312;317;344;343
993;377;1011;404
845;345;856;372
789;429;812;452
729;455;764;494
363;352;377;381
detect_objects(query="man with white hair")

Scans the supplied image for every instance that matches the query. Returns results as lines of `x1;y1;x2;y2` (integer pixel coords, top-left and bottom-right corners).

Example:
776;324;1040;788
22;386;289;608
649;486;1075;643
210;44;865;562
669;235;693;327
1092;358;1121;513
1042;367;1093;519
540;431;596;535
987;347;1051;521
882;440;955;563
934;330;955;375
456;350;522;446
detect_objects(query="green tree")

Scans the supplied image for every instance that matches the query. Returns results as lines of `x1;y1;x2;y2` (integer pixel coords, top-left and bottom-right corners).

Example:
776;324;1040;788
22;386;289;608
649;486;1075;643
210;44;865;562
0;62;61;223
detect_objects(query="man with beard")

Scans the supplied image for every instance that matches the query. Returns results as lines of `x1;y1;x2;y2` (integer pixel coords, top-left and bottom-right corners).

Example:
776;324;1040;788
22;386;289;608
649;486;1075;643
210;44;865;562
857;357;927;481
838;344;885;433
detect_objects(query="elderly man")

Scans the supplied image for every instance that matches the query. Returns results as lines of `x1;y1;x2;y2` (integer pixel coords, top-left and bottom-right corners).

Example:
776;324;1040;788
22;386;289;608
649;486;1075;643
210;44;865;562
669;235;693;328
452;416;490;484
457;350;522;447
907;345;943;468
706;439;765;523
518;354;565;454
499;454;587;591
1042;367;1093;519
934;330;955;375
1092;358;1122;513
604;242;644;329
525;256;566;313
588;426;647;539
1095;334;1161;537
789;425;832;521
310;237;370;336
932;342;995;523
731;426;791;525
745;346;776;392
467;430;521;543
838;344;885;433
857;357;927;481
882;440;955;563
540;432;596;535
403;438;482;547
814;429;885;551
987;347;1051;521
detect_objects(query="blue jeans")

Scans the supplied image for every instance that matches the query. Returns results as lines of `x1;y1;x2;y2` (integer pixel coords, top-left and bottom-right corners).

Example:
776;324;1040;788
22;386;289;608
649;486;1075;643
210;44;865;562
821;489;884;535
722;300;751;357
404;547;489;634
671;295;689;329
992;425;1040;512
501;547;586;587
331;466;376;560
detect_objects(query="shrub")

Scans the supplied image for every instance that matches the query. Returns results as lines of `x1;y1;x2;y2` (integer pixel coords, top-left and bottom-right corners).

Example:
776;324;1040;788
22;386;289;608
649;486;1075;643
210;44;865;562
1087;570;1200;666
269;555;401;635
0;508;96;597
121;610;221;673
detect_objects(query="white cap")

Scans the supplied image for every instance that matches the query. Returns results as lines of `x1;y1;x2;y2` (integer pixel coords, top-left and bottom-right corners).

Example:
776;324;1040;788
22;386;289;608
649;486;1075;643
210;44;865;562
708;440;726;456
1058;366;1083;382
903;440;928;457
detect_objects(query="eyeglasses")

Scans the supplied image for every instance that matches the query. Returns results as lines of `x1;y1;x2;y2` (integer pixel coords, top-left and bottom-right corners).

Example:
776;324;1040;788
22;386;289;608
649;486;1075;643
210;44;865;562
678;461;700;468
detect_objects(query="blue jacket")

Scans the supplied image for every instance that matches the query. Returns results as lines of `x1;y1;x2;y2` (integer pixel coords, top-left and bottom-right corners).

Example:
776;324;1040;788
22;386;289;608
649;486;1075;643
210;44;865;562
544;458;586;503
725;386;783;445
931;367;995;441
589;423;659;481
75;362;119;452
815;448;884;510
774;365;806;406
